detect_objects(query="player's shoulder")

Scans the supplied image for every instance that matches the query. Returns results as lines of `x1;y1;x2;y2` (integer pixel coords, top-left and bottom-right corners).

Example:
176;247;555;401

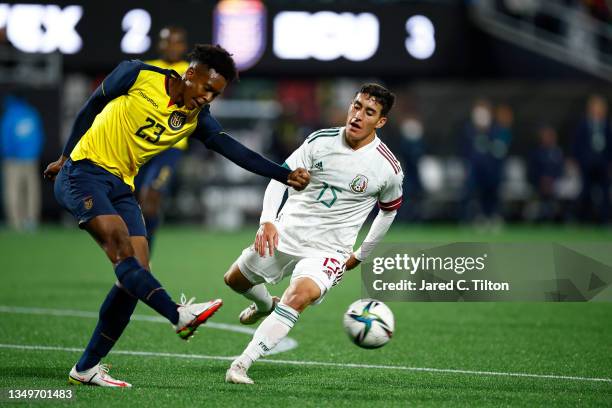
137;60;174;77
111;60;170;84
196;105;213;120
144;59;189;74
374;139;403;178
305;127;342;144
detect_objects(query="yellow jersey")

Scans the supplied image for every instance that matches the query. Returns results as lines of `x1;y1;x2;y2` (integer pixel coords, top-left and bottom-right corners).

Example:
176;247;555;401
144;59;190;151
69;60;222;190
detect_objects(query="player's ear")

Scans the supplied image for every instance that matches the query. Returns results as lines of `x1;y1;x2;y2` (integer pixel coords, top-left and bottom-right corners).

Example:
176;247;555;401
184;66;195;80
375;116;387;129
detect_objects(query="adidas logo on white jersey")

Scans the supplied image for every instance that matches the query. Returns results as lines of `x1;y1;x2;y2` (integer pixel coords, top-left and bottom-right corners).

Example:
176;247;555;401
314;161;323;170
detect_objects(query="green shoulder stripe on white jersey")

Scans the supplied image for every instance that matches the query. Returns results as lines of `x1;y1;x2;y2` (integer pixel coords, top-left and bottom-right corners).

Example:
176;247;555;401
307;127;340;144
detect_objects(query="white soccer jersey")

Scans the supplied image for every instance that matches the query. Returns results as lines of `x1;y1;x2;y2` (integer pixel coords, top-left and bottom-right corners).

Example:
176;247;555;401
274;126;403;259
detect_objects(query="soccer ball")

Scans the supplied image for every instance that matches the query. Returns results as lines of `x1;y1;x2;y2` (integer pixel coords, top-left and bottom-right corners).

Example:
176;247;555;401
343;299;394;349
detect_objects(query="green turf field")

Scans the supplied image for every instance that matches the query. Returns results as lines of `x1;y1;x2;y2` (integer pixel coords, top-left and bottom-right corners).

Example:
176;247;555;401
0;225;611;407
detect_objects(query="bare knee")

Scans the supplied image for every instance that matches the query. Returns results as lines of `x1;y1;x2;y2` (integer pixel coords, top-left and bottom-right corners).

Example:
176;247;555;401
224;263;253;293
281;279;321;313
130;236;150;270
104;229;134;263
139;188;161;218
85;215;135;264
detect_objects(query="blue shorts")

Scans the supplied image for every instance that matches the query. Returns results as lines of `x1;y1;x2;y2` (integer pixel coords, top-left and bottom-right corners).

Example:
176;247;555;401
135;148;183;194
54;159;147;237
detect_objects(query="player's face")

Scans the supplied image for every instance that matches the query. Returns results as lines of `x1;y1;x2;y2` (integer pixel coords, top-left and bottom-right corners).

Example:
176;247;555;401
159;29;187;63
345;93;387;144
182;64;227;110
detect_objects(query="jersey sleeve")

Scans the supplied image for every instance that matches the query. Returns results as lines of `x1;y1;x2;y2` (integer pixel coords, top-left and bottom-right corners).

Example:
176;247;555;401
62;60;142;156
283;137;314;170
191;106;224;142
99;60;143;98
378;171;404;211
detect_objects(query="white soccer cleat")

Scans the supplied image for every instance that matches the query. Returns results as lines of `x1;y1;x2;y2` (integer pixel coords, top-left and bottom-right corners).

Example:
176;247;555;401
68;363;132;387
239;296;280;325
174;294;223;340
225;362;254;384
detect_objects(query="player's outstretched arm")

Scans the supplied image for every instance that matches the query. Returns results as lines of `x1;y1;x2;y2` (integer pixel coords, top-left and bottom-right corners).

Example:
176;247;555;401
199;131;310;190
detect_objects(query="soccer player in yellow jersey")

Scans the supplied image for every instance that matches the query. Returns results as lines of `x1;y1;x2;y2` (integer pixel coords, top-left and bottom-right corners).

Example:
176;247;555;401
136;26;190;251
43;44;310;387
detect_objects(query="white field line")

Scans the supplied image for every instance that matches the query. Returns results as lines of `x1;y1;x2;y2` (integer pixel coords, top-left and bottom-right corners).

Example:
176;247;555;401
0;343;610;383
0;305;297;355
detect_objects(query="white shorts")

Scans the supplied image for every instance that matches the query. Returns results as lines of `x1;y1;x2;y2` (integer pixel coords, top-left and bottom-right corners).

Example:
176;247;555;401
236;246;345;305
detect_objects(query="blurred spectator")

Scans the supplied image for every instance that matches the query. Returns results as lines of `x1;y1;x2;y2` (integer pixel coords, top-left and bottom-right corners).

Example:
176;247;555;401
528;125;564;221
397;115;425;221
146;26;188;70
583;0;611;22
498;0;539;20
277;80;320;126
572;94;612;222
1;93;44;231
460;99;513;224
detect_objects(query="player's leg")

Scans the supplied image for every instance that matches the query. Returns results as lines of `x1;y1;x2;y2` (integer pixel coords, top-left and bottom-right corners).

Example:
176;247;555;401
73;235;148;373
113;198;223;340
135;148;182;253
69;217;217;386
109;192;223;340
69;218;167;383
84;214;182;323
224;262;278;324
227;256;341;384
55;160;218;339
224;246;290;324
68;218;144;387
139;187;162;250
226;277;319;384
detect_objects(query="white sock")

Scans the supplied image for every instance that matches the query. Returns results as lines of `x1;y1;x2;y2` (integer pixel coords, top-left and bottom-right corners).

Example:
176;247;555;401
234;302;299;370
243;284;273;312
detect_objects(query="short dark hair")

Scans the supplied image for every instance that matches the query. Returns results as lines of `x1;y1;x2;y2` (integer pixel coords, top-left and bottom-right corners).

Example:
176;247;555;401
357;83;395;117
188;44;238;83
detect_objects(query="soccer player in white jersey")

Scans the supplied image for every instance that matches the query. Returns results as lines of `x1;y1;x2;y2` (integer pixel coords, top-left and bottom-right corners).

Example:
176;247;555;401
223;84;403;384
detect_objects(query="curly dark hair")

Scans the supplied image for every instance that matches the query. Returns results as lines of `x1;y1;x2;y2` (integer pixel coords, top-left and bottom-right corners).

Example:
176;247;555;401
188;44;238;83
357;83;395;117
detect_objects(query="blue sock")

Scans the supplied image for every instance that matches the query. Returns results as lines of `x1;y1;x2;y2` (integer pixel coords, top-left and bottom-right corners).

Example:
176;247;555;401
76;284;137;371
114;257;179;324
144;214;160;254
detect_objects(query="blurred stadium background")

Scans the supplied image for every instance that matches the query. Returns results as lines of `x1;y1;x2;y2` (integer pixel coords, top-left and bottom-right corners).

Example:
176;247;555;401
1;0;612;231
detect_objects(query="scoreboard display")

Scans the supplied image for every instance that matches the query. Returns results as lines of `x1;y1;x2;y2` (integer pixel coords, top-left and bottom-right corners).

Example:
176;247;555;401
0;0;476;75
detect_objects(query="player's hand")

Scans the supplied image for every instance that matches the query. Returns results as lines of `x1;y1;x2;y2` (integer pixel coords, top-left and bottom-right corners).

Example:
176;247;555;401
43;155;68;182
287;168;310;191
344;254;361;271
254;222;279;257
